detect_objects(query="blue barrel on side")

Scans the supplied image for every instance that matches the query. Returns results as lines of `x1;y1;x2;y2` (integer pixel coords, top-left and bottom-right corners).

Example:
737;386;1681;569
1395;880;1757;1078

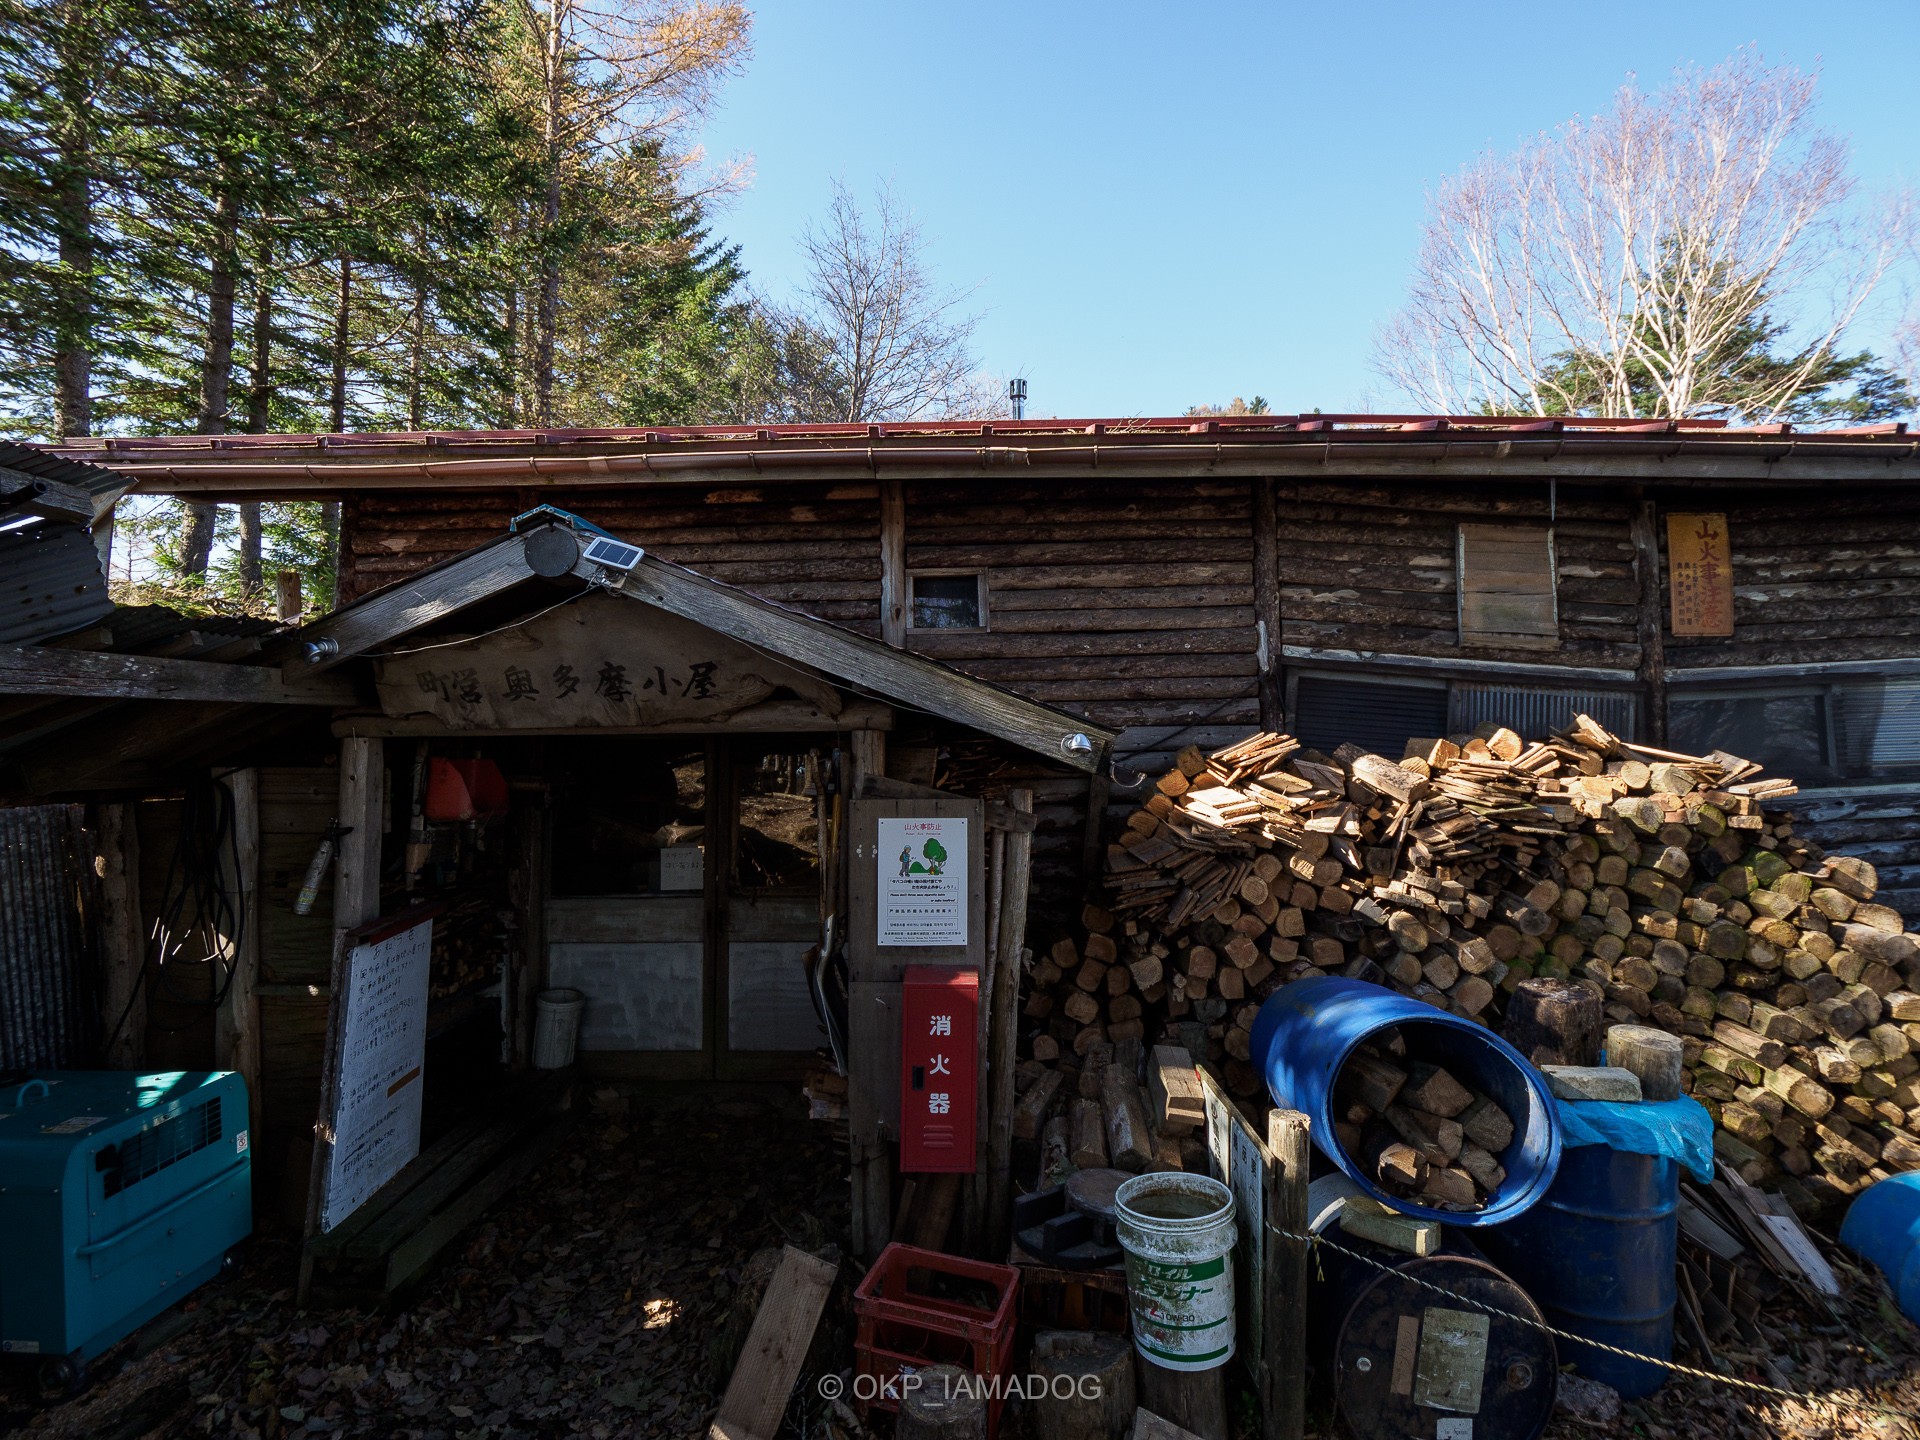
1249;975;1562;1227
1840;1173;1920;1323
1477;1145;1678;1398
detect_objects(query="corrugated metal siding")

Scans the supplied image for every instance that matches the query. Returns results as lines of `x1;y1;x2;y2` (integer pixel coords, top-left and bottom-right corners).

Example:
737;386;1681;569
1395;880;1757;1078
0;439;132;505
0;805;98;1068
1451;683;1640;742
0;519;113;643
1836;679;1920;776
1291;674;1448;759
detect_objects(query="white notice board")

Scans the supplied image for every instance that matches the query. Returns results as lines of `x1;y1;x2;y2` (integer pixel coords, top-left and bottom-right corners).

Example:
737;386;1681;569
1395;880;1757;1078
318;911;434;1232
877;816;968;946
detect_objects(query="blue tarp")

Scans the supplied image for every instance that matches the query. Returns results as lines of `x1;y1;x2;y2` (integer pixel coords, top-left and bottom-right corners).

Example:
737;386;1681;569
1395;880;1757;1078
1553;1094;1717;1183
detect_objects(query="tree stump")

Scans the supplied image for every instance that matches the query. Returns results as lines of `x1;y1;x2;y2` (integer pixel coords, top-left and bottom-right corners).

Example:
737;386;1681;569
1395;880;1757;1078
897;1363;985;1440
1031;1330;1135;1439
1136;1359;1227;1440
1606;1024;1685;1102
1502;977;1604;1066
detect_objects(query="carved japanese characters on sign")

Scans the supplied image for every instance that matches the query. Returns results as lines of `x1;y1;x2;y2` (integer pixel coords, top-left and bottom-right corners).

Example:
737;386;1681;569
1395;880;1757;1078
373;592;841;729
1666;512;1735;637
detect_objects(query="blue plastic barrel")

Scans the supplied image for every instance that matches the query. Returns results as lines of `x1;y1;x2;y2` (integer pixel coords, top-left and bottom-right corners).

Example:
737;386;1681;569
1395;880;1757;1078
1840;1173;1920;1323
1478;1144;1678;1398
1249;975;1561;1227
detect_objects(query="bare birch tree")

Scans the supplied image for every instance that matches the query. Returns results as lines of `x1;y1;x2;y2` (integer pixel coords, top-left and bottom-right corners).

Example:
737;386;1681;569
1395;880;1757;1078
1376;52;1914;421
792;181;984;422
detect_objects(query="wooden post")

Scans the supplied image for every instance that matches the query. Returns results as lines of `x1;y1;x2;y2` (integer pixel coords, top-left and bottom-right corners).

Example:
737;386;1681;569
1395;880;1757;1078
880;479;907;647
95;801;146;1069
848;727;889;1260
1630;493;1668;745
1251;477;1283;733
1079;767;1111;896
985;788;1033;1259
275;569;303;621
1264;1109;1311;1440
300;734;383;1303
214;768;263;1143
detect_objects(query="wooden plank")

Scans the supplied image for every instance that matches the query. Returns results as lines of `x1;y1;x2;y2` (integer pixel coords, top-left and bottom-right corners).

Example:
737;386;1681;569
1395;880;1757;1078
0;643;356;705
985;788;1033;1258
287;530;537;674
708;1246;839;1440
331;698;893;739
880;479;907;646
1251;476;1283;731
579;551;1114;773
214;768;264;1145
1631;495;1670;744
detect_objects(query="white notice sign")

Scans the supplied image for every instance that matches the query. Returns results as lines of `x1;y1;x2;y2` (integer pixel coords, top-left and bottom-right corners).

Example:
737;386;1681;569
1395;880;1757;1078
320;914;433;1232
877;816;968;947
658;844;704;891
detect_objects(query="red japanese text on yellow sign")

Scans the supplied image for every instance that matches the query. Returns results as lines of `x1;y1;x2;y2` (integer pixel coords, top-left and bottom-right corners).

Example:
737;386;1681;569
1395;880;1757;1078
1667;512;1735;637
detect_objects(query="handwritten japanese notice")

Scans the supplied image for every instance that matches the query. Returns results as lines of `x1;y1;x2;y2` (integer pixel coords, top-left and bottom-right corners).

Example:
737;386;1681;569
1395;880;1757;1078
1667;512;1735;637
319;914;433;1232
877;816;968;947
372;591;842;730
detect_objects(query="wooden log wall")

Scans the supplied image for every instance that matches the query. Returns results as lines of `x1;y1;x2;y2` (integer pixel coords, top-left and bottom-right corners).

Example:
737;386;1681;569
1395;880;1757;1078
898;479;1261;734
1665;489;1920;669
341;483;884;634
1272;480;1642;670
1792;788;1920;918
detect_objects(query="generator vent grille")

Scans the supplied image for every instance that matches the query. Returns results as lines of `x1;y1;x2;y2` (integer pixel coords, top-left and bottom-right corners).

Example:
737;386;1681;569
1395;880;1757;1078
100;1096;223;1198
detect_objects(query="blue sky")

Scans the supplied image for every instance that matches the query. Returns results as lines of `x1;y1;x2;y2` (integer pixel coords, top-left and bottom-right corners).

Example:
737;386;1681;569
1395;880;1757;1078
693;0;1919;419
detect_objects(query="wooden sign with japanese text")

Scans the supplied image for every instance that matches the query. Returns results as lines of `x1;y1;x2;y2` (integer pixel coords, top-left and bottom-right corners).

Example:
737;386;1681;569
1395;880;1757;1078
372;591;841;729
1667;512;1735;637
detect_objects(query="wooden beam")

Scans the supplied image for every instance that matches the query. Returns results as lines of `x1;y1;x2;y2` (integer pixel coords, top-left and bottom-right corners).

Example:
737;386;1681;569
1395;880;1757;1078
285;531;538;674
0;644;358;705
1280;644;1638;685
0;469;94;523
334;736;384;936
1629;494;1669;745
214;768;263;1143
880;479;907;648
584;553;1114;773
96;801;146;1068
708;1246;838;1440
1251;476;1283;731
328;698;895;739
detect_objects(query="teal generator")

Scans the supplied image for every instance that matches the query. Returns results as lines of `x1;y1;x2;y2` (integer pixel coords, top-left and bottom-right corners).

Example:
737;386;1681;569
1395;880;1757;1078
0;1071;252;1381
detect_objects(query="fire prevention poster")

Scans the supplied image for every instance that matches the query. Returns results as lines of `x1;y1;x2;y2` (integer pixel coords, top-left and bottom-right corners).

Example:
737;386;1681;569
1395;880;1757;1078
878;816;968;947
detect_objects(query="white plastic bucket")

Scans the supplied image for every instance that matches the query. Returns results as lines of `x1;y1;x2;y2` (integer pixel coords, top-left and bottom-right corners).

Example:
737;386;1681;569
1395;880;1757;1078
532;988;585;1068
1114;1171;1238;1371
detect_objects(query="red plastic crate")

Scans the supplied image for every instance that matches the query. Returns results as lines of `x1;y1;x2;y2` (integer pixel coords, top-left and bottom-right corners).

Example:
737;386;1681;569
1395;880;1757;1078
853;1243;1020;1436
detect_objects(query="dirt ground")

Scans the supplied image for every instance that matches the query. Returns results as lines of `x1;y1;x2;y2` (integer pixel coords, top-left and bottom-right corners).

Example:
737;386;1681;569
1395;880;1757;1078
6;1081;1920;1440
0;1084;849;1440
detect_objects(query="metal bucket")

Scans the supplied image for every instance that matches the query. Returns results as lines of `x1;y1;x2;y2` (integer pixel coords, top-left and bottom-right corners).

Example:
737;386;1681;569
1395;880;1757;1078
531;988;585;1069
1113;1172;1237;1372
1477;1144;1677;1398
1249;975;1562;1226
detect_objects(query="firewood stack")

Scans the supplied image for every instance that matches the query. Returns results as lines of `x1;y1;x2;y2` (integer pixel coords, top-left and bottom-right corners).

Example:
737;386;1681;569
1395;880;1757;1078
1014;717;1920;1216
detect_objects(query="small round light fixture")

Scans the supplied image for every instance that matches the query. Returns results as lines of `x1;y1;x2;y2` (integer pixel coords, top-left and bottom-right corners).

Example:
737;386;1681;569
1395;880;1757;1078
1061;732;1094;758
304;636;341;664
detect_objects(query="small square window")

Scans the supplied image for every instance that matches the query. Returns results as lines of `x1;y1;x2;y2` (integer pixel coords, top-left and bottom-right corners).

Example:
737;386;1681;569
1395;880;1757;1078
909;573;986;631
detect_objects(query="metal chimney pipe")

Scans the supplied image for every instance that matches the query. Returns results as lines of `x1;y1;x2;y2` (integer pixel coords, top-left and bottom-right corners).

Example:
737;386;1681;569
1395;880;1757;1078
1007;378;1027;421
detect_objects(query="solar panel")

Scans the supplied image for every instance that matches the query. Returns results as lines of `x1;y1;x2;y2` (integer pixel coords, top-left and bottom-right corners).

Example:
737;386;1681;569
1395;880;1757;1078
580;536;643;570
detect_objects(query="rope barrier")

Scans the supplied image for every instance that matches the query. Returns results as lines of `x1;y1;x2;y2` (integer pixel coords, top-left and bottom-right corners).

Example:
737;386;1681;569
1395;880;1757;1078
1283;1223;1920;1422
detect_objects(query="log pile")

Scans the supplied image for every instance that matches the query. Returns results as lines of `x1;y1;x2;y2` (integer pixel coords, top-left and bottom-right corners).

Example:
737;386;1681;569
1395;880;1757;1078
1014;718;1920;1217
1330;1029;1515;1210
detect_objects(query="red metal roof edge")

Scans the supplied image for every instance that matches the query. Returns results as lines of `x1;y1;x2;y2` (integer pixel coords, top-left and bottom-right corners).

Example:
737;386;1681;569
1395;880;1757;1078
55;412;1899;456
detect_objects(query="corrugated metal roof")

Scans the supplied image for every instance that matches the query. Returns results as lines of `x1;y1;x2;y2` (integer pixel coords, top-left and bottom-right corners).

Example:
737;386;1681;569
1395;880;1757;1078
0;519;113;644
0;439;136;510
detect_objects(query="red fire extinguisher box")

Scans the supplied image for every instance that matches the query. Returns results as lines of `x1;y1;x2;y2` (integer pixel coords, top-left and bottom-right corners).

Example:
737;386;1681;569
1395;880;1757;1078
899;966;979;1173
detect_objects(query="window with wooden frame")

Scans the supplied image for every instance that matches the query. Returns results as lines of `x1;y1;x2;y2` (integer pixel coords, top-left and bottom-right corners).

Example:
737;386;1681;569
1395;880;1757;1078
1457;523;1558;648
907;571;988;632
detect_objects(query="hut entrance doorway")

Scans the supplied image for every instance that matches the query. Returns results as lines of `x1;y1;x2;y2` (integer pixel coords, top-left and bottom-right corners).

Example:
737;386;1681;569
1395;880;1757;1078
543;735;828;1080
